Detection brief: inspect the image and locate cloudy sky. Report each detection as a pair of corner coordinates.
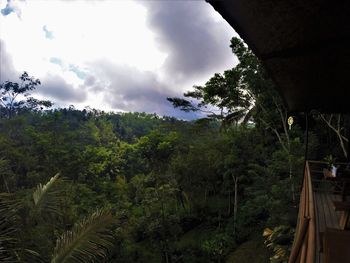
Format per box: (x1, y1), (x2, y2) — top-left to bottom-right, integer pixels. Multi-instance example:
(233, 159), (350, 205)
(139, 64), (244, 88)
(0, 0), (237, 119)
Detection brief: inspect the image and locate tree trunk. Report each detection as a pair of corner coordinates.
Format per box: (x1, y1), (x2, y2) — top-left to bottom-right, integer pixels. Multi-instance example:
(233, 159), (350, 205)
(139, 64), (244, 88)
(320, 114), (349, 159)
(159, 190), (171, 263)
(227, 190), (231, 216)
(288, 156), (295, 203)
(164, 250), (170, 263)
(232, 175), (238, 235)
(258, 102), (297, 201)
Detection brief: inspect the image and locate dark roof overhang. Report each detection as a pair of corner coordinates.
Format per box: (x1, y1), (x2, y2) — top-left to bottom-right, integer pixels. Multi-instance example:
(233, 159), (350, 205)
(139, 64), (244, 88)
(207, 0), (350, 113)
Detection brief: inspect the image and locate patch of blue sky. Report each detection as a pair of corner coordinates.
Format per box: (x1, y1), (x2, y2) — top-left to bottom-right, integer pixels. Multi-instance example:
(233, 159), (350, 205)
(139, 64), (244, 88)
(69, 65), (86, 80)
(49, 57), (63, 67)
(43, 25), (54, 39)
(1, 0), (21, 18)
(174, 110), (202, 120)
(1, 1), (14, 16)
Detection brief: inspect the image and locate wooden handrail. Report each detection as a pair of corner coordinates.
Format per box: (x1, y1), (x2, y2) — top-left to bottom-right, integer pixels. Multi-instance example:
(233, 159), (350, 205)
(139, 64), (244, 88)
(307, 160), (348, 165)
(288, 217), (310, 263)
(306, 162), (316, 263)
(288, 161), (316, 263)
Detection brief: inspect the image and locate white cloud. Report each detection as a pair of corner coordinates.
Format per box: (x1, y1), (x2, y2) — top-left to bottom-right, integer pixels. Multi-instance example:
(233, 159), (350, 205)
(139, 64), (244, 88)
(0, 0), (237, 119)
(0, 0), (166, 75)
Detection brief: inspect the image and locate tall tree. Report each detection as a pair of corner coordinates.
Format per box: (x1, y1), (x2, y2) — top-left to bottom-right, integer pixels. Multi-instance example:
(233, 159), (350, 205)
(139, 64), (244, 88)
(168, 37), (299, 202)
(0, 72), (52, 118)
(318, 113), (349, 159)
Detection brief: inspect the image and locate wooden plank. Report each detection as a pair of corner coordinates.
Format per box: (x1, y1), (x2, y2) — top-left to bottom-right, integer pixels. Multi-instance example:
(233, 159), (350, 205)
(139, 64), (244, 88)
(318, 232), (324, 262)
(321, 193), (333, 228)
(317, 193), (327, 231)
(323, 228), (350, 263)
(329, 195), (344, 229)
(329, 195), (342, 228)
(339, 211), (349, 230)
(324, 194), (339, 229)
(314, 193), (325, 263)
(315, 192), (326, 254)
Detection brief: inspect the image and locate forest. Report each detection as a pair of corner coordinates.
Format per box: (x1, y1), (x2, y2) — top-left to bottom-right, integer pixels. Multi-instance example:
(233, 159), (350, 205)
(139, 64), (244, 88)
(1, 37), (349, 263)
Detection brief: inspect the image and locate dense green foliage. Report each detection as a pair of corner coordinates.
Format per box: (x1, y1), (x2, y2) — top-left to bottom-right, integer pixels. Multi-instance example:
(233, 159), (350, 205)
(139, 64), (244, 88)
(1, 38), (349, 262)
(2, 106), (345, 262)
(0, 108), (294, 262)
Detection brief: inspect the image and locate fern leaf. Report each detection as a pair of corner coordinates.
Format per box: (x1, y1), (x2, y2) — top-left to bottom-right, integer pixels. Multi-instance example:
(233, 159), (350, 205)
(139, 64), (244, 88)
(51, 209), (115, 263)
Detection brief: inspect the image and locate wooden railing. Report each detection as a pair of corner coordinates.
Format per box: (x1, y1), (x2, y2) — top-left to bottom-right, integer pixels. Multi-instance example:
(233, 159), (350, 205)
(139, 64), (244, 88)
(289, 161), (316, 263)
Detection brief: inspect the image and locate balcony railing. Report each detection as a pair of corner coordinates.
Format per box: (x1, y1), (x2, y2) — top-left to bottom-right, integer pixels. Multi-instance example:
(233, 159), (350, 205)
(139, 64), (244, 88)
(288, 161), (350, 263)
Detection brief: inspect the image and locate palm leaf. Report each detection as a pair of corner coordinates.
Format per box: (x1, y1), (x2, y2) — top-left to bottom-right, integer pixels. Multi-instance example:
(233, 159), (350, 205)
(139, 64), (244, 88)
(51, 209), (115, 263)
(32, 173), (63, 215)
(33, 173), (60, 205)
(0, 193), (20, 263)
(0, 194), (42, 263)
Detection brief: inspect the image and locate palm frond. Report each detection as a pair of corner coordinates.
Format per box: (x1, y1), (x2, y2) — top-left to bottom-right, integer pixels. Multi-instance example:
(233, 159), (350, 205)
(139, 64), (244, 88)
(33, 173), (60, 205)
(0, 194), (43, 263)
(51, 209), (115, 263)
(32, 173), (63, 215)
(0, 193), (20, 263)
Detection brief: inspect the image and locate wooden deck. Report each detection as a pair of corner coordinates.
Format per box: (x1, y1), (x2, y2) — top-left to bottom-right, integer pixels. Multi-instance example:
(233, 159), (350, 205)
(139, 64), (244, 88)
(314, 192), (342, 263)
(289, 161), (350, 263)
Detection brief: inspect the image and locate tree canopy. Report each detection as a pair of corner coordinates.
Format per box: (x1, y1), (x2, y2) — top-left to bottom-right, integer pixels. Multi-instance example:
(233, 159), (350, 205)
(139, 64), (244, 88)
(0, 72), (52, 118)
(1, 38), (348, 262)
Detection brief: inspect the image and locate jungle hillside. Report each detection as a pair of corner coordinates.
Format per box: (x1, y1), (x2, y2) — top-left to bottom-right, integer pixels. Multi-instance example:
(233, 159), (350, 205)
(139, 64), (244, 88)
(1, 37), (349, 263)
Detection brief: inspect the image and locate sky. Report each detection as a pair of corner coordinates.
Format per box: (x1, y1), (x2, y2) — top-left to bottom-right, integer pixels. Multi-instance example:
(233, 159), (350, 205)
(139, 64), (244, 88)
(0, 0), (237, 119)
